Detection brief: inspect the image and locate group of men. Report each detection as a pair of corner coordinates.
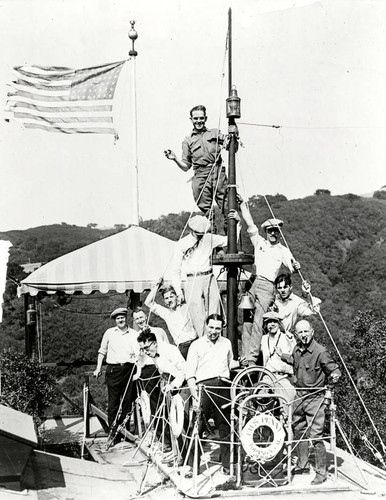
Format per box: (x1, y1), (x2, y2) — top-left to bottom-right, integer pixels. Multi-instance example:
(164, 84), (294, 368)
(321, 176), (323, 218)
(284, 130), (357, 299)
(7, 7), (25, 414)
(94, 306), (242, 476)
(93, 104), (341, 485)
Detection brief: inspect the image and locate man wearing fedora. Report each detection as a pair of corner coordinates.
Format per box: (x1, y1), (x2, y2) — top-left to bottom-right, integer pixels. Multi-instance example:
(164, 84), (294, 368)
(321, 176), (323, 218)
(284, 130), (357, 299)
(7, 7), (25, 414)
(171, 212), (240, 337)
(93, 307), (139, 435)
(238, 201), (300, 365)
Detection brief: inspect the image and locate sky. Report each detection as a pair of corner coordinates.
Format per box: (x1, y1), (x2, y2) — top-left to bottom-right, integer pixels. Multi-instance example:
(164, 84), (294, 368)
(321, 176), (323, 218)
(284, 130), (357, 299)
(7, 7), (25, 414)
(1, 0), (385, 231)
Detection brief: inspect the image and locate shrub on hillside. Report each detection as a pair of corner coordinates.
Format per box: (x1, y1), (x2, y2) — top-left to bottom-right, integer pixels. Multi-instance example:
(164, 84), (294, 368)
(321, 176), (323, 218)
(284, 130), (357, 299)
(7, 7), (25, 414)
(0, 349), (56, 424)
(373, 190), (386, 200)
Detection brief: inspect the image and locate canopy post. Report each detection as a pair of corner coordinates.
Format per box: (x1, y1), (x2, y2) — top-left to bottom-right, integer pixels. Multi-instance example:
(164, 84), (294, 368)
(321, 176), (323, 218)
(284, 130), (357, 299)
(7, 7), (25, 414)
(129, 290), (141, 312)
(24, 295), (37, 359)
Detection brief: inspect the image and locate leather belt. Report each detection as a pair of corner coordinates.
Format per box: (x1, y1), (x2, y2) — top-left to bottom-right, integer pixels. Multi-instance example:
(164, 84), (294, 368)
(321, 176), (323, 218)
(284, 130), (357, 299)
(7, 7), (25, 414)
(108, 362), (131, 366)
(186, 269), (212, 277)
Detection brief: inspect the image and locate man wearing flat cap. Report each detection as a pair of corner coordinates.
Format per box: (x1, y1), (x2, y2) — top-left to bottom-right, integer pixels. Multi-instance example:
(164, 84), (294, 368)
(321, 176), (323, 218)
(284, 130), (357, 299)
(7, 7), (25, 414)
(171, 212), (240, 337)
(239, 201), (300, 365)
(93, 307), (139, 437)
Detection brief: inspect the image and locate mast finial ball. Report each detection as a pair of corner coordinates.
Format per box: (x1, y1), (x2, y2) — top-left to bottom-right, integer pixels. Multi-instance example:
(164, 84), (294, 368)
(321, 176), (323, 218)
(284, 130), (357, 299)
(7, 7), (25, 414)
(129, 20), (138, 40)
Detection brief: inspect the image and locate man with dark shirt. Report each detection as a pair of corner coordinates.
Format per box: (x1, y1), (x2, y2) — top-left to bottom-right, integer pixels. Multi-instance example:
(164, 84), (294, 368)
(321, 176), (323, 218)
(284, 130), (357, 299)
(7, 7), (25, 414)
(279, 319), (341, 485)
(165, 105), (228, 229)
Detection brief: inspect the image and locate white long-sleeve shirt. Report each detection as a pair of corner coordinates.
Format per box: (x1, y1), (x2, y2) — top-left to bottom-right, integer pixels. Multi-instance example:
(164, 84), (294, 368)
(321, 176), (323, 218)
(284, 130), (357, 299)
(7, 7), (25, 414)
(186, 336), (233, 383)
(98, 326), (139, 364)
(138, 341), (186, 389)
(149, 303), (197, 345)
(248, 224), (294, 282)
(171, 233), (227, 297)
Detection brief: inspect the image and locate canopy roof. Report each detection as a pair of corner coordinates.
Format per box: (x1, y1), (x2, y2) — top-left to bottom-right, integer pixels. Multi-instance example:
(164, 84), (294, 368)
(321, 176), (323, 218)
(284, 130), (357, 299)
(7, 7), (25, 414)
(19, 226), (176, 296)
(19, 226), (233, 297)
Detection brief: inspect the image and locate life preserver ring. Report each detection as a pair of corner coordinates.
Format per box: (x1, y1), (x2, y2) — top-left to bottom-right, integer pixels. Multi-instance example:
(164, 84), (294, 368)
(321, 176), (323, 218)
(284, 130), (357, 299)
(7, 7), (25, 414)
(140, 390), (151, 426)
(240, 413), (285, 463)
(169, 394), (184, 437)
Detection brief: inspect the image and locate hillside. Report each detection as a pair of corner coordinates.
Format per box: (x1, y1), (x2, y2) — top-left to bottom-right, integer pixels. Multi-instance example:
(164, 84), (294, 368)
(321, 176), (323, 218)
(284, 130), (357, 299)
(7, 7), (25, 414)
(0, 193), (385, 414)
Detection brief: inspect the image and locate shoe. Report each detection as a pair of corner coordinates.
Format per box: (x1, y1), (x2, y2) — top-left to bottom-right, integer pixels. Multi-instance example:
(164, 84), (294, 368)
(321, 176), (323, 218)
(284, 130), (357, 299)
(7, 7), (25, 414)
(161, 452), (179, 465)
(293, 465), (310, 475)
(179, 466), (193, 479)
(221, 467), (230, 475)
(311, 473), (327, 485)
(163, 444), (172, 453)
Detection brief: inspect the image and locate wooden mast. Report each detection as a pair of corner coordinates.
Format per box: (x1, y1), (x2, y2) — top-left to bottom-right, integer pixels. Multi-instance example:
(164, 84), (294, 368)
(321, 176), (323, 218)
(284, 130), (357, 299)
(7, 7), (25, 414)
(214, 9), (254, 357)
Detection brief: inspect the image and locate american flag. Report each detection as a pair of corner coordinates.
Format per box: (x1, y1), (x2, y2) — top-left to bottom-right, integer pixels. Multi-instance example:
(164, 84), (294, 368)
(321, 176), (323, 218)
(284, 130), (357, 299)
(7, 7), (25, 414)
(4, 61), (125, 135)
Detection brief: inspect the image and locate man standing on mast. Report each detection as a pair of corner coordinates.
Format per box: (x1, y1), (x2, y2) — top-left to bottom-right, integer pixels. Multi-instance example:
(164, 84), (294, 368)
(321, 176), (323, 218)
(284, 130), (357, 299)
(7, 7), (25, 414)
(165, 105), (228, 232)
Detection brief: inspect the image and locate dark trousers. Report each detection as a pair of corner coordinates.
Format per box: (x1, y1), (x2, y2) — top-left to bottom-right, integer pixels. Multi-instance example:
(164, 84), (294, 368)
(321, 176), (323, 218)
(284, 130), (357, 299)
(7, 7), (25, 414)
(140, 364), (162, 417)
(293, 393), (326, 470)
(192, 166), (228, 219)
(140, 364), (167, 441)
(188, 378), (231, 469)
(105, 363), (137, 429)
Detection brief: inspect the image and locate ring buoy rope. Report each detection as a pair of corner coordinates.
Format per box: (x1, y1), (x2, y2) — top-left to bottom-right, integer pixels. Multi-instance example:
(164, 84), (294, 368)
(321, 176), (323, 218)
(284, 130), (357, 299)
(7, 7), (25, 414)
(240, 413), (285, 463)
(139, 390), (151, 426)
(169, 394), (184, 437)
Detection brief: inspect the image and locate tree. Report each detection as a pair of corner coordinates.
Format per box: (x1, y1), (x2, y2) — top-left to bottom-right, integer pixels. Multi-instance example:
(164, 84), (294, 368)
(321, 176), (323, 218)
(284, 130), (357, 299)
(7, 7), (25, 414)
(0, 349), (57, 425)
(314, 189), (331, 196)
(373, 190), (386, 200)
(87, 222), (98, 229)
(335, 311), (386, 466)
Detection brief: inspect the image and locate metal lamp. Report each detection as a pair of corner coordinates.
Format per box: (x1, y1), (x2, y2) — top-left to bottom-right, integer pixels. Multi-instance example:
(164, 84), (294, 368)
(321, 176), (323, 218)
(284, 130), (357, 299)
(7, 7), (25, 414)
(226, 85), (241, 119)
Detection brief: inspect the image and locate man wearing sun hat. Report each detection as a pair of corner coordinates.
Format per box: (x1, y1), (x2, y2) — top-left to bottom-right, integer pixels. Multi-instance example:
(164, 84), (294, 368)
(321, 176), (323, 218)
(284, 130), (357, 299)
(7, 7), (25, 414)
(171, 211), (241, 337)
(260, 310), (297, 413)
(238, 201), (300, 365)
(93, 307), (139, 435)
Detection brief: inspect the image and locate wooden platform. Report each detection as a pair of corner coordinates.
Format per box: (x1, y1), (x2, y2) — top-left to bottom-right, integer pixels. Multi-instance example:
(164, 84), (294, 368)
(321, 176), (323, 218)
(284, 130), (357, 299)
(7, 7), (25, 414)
(86, 432), (386, 499)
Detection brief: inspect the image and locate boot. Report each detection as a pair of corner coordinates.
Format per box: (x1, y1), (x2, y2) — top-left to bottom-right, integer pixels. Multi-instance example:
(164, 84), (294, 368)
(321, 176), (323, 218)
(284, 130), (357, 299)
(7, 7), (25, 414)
(311, 442), (327, 485)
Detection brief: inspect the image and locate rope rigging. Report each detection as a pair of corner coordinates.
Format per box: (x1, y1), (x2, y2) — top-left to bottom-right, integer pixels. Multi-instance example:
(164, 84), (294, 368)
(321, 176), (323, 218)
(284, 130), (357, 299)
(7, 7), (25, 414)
(254, 191), (386, 460)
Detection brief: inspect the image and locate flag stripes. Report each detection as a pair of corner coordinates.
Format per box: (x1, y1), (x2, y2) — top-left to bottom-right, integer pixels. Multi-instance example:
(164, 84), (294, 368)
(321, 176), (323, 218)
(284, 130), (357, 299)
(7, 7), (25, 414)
(5, 61), (125, 135)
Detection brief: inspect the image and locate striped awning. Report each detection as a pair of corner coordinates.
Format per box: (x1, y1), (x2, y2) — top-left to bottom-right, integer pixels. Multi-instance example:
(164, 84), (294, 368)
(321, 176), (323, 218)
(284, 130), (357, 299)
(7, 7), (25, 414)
(19, 226), (176, 296)
(18, 226), (247, 297)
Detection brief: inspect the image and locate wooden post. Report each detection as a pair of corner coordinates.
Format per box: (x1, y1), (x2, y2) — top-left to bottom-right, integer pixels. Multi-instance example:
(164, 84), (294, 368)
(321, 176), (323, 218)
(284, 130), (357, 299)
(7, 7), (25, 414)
(83, 374), (90, 439)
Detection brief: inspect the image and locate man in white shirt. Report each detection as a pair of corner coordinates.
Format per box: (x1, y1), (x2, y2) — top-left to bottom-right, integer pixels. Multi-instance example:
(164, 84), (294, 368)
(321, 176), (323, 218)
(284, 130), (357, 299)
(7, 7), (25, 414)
(145, 279), (198, 359)
(135, 329), (187, 456)
(132, 308), (170, 442)
(186, 314), (244, 475)
(273, 274), (321, 333)
(171, 213), (240, 337)
(239, 201), (300, 365)
(135, 329), (186, 393)
(93, 307), (139, 433)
